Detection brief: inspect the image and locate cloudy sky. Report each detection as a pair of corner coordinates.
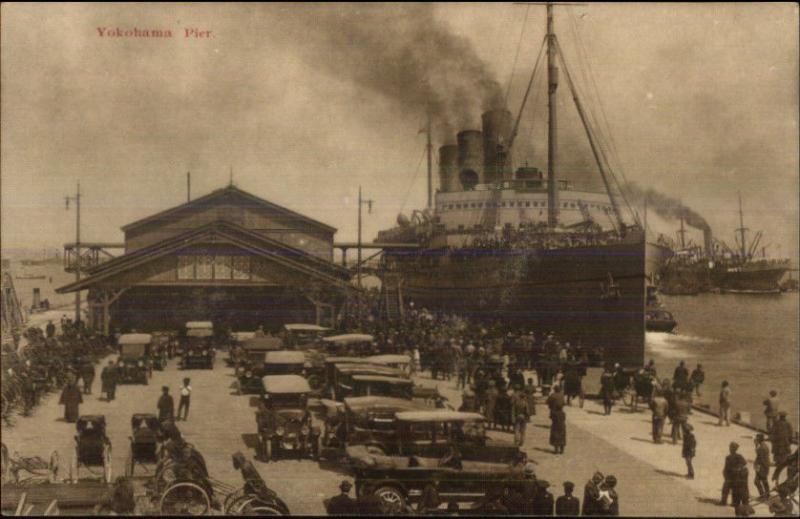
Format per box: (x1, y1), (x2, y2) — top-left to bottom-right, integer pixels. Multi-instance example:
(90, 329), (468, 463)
(2, 3), (797, 261)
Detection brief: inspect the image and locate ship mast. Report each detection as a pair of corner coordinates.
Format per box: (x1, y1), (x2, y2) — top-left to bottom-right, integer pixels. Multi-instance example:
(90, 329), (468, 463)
(546, 2), (559, 228)
(426, 112), (433, 209)
(736, 191), (748, 259)
(677, 215), (687, 249)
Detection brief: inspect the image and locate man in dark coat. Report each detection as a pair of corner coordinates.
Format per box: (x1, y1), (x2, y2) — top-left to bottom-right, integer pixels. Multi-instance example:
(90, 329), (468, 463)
(582, 472), (604, 516)
(327, 480), (356, 515)
(771, 411), (794, 464)
(600, 367), (615, 415)
(673, 360), (689, 390)
(721, 442), (749, 507)
(59, 377), (83, 422)
(418, 480), (442, 514)
(547, 385), (567, 454)
(555, 481), (580, 516)
(532, 480), (554, 516)
(101, 360), (117, 401)
(45, 320), (56, 338)
(690, 363), (705, 396)
(753, 433), (771, 498)
(81, 360), (95, 395)
(682, 423), (696, 479)
(157, 386), (175, 422)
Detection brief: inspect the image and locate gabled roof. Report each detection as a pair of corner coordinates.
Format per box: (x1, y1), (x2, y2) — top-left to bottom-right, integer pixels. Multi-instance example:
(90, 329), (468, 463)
(56, 220), (350, 293)
(121, 185), (336, 234)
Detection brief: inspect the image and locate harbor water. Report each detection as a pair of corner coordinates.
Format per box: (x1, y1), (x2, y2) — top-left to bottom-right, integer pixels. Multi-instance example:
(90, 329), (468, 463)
(647, 292), (799, 432)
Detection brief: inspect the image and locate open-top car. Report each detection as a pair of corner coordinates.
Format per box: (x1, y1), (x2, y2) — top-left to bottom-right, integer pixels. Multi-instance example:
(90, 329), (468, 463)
(180, 321), (215, 370)
(321, 334), (377, 357)
(237, 351), (308, 395)
(321, 396), (429, 454)
(282, 323), (331, 350)
(256, 375), (320, 462)
(349, 411), (528, 514)
(117, 333), (152, 385)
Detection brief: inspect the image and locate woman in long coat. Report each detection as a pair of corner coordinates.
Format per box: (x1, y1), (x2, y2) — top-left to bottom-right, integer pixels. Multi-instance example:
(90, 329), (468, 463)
(59, 378), (83, 422)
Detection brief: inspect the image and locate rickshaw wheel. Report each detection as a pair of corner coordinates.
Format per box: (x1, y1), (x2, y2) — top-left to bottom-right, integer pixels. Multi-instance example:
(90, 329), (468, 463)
(365, 444), (386, 456)
(262, 437), (272, 462)
(159, 481), (211, 515)
(235, 497), (287, 516)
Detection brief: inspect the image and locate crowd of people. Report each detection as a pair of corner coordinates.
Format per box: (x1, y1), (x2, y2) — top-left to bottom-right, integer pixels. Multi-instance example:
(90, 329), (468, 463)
(1, 317), (114, 423)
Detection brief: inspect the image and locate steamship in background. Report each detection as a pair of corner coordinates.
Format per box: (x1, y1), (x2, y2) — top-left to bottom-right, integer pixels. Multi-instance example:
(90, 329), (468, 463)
(659, 195), (790, 295)
(376, 4), (672, 366)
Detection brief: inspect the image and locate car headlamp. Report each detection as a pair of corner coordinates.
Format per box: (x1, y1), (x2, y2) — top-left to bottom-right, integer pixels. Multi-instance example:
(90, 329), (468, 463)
(276, 426), (285, 436)
(138, 361), (144, 367)
(246, 371), (253, 378)
(301, 425), (310, 436)
(203, 350), (208, 355)
(118, 361), (125, 367)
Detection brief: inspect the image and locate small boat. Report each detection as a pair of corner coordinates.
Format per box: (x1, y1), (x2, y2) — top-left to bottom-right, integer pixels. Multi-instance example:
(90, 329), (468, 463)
(646, 308), (677, 333)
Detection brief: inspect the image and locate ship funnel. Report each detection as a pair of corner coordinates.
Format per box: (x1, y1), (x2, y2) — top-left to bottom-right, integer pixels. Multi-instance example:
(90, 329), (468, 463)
(457, 130), (484, 190)
(438, 144), (459, 194)
(481, 109), (513, 184)
(703, 228), (713, 256)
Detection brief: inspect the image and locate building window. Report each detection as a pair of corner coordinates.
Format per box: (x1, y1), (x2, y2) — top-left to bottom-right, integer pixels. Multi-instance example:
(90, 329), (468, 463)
(525, 202), (531, 207)
(196, 254), (213, 280)
(177, 255), (195, 280)
(214, 255), (232, 279)
(232, 256), (250, 280)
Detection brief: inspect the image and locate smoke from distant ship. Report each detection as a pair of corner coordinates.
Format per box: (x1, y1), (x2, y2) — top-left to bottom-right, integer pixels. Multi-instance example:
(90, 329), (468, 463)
(281, 4), (505, 139)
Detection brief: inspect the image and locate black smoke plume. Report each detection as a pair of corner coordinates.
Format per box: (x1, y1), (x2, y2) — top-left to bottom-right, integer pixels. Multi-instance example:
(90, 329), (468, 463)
(622, 182), (710, 231)
(280, 4), (505, 140)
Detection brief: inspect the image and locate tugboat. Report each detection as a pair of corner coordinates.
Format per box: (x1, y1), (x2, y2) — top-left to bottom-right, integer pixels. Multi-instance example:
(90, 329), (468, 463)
(645, 287), (677, 333)
(375, 4), (671, 366)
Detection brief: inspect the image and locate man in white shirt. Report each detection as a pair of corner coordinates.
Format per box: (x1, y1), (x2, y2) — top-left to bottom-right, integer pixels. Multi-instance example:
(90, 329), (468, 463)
(177, 377), (192, 421)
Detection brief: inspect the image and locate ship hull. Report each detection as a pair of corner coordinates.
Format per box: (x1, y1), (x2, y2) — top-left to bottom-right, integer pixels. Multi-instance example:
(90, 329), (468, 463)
(384, 234), (647, 367)
(715, 265), (789, 294)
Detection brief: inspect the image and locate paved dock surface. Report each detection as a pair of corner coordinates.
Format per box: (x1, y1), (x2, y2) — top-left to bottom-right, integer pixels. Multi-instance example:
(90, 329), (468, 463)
(2, 354), (778, 516)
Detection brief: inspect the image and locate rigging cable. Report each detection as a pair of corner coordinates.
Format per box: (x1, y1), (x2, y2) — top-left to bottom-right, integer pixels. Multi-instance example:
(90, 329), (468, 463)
(505, 4), (532, 106)
(509, 35), (547, 151)
(399, 142), (428, 215)
(566, 7), (639, 223)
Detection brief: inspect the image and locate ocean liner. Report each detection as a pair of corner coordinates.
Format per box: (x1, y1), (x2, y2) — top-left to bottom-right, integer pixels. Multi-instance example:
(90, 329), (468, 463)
(376, 4), (670, 366)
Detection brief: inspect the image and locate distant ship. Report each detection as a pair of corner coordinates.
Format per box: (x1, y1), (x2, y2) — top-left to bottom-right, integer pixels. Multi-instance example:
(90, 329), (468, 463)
(659, 194), (789, 295)
(375, 4), (670, 366)
(20, 248), (61, 267)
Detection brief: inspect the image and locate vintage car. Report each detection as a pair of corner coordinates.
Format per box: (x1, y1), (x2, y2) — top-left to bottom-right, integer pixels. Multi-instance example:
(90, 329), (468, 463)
(321, 334), (377, 357)
(117, 333), (152, 385)
(325, 361), (407, 401)
(282, 323), (331, 350)
(350, 412), (528, 513)
(321, 396), (428, 453)
(364, 354), (413, 377)
(237, 351), (308, 395)
(180, 322), (215, 370)
(256, 375), (320, 462)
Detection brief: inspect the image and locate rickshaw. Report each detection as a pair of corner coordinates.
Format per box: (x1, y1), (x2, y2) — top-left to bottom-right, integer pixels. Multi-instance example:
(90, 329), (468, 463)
(180, 322), (215, 370)
(282, 323), (331, 349)
(256, 375), (320, 462)
(125, 413), (163, 477)
(117, 333), (152, 384)
(69, 415), (112, 483)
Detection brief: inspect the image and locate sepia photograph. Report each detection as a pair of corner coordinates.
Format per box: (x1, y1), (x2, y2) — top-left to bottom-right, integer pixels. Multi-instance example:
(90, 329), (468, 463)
(1, 2), (798, 516)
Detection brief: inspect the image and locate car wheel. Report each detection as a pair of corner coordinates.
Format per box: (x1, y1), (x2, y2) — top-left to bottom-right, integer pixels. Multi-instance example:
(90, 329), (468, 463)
(365, 444), (386, 456)
(374, 486), (406, 515)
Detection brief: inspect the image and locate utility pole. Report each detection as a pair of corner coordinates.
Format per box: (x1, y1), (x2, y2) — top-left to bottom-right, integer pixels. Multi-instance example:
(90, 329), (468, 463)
(187, 171), (191, 202)
(65, 182), (81, 323)
(357, 186), (373, 322)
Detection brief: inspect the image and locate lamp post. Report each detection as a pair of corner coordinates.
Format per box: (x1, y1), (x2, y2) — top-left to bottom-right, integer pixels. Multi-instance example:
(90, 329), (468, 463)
(65, 182), (81, 323)
(357, 186), (373, 322)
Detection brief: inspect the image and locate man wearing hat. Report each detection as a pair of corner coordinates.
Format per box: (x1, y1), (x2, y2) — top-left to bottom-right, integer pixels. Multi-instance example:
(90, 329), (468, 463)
(556, 481), (580, 516)
(100, 359), (117, 401)
(721, 442), (749, 507)
(582, 472), (604, 516)
(599, 475), (619, 516)
(753, 433), (771, 498)
(157, 385), (175, 422)
(327, 480), (355, 515)
(771, 411), (794, 465)
(682, 423), (696, 479)
(485, 379), (499, 429)
(519, 462), (539, 515)
(532, 480), (554, 515)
